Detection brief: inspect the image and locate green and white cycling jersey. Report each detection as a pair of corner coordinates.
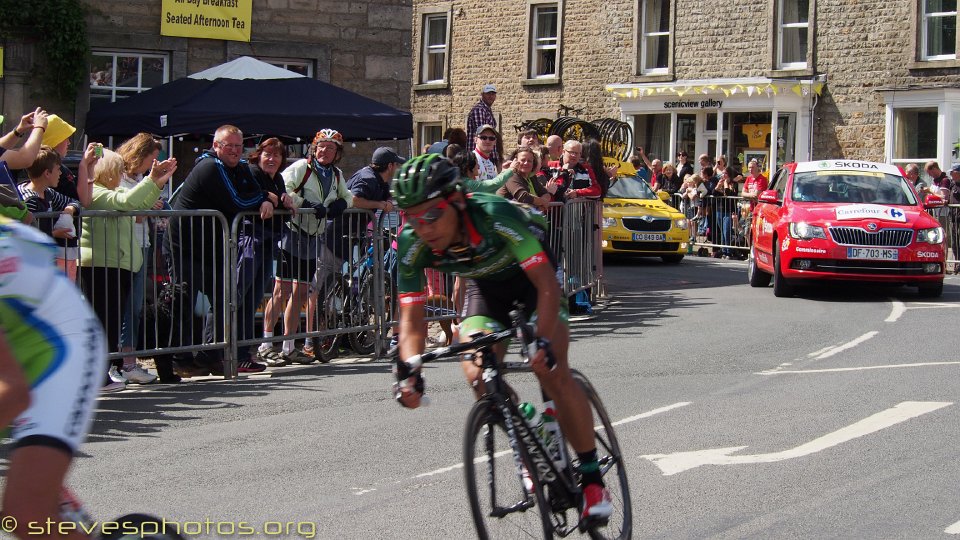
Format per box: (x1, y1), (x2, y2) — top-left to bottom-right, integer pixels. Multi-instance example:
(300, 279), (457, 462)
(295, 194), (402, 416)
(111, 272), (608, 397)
(396, 192), (553, 306)
(0, 217), (105, 453)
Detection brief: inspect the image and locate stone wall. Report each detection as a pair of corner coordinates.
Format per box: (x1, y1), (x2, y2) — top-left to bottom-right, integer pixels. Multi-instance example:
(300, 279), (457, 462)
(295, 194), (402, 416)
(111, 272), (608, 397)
(410, 0), (960, 161)
(0, 0), (412, 175)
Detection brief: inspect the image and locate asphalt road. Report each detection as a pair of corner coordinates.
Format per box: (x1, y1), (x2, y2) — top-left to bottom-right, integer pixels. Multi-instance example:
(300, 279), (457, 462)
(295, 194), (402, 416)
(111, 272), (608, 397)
(3, 255), (959, 539)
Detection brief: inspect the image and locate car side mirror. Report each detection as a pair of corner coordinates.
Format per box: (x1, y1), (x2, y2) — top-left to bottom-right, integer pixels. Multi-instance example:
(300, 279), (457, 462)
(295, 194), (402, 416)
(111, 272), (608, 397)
(758, 190), (780, 205)
(924, 193), (945, 209)
(658, 191), (671, 202)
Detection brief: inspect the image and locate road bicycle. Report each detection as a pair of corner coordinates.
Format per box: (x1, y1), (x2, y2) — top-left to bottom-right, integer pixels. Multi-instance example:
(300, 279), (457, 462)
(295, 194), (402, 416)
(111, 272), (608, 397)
(395, 309), (632, 539)
(316, 236), (394, 360)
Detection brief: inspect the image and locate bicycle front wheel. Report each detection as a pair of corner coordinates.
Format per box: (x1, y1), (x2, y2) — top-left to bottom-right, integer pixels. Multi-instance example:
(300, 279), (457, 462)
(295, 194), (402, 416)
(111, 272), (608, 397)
(570, 370), (632, 540)
(464, 397), (553, 540)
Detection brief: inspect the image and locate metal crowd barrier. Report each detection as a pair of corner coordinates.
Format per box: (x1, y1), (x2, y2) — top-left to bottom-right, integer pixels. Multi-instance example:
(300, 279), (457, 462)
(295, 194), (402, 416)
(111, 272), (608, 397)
(671, 193), (752, 257)
(944, 203), (959, 272)
(27, 198), (607, 380)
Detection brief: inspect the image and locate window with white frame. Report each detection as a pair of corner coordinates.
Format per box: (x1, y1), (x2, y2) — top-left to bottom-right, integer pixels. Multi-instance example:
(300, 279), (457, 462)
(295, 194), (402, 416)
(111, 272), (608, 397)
(89, 51), (169, 108)
(420, 13), (449, 84)
(921, 0), (957, 60)
(530, 4), (559, 78)
(640, 0), (670, 74)
(419, 122), (443, 151)
(891, 107), (939, 167)
(777, 0), (810, 69)
(262, 58), (314, 77)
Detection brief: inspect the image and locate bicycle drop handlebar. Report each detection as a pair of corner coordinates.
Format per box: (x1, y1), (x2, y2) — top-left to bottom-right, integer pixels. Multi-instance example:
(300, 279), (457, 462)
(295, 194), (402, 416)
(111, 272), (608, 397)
(394, 308), (557, 405)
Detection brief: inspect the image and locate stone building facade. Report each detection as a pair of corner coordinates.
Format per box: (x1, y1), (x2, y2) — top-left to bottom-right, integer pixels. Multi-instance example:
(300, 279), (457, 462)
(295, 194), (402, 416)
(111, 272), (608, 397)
(0, 0), (413, 174)
(410, 0), (960, 177)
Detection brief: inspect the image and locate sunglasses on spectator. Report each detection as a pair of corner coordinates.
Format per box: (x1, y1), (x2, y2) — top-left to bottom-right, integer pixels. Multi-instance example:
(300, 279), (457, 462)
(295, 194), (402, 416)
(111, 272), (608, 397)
(404, 198), (450, 227)
(477, 135), (497, 141)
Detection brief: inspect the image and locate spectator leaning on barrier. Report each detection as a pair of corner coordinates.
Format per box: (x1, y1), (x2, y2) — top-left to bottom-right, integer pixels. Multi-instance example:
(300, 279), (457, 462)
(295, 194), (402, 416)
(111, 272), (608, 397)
(549, 140), (601, 199)
(165, 124), (270, 377)
(43, 114), (92, 281)
(740, 159), (768, 212)
(498, 146), (564, 212)
(714, 166), (739, 259)
(19, 146), (80, 241)
(81, 148), (176, 390)
(258, 129), (352, 366)
(231, 137), (294, 371)
(466, 84), (498, 162)
(472, 124), (499, 181)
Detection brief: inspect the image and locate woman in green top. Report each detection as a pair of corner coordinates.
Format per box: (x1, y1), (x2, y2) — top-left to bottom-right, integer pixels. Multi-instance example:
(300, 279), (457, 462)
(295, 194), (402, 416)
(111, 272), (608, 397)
(78, 148), (176, 379)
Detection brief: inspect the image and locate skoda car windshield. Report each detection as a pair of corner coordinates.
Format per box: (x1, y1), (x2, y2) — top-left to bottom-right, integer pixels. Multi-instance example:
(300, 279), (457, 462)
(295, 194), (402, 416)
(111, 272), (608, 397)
(790, 171), (918, 206)
(607, 176), (659, 200)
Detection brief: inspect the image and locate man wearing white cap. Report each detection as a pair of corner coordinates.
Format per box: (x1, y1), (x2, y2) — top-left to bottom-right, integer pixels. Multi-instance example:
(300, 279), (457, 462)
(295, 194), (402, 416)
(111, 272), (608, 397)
(466, 83), (498, 162)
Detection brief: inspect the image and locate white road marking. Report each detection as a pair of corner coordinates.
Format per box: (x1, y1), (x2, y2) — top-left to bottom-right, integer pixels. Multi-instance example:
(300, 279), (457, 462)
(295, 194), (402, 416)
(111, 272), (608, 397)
(886, 300), (959, 323)
(757, 361), (960, 375)
(808, 346), (834, 357)
(945, 520), (960, 534)
(610, 401), (692, 427)
(408, 402), (691, 481)
(885, 299), (906, 322)
(813, 331), (878, 360)
(642, 401), (952, 476)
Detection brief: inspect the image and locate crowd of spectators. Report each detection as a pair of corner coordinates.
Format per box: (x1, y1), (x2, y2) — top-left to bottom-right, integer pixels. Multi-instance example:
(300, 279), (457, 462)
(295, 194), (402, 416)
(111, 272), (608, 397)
(5, 89), (957, 393)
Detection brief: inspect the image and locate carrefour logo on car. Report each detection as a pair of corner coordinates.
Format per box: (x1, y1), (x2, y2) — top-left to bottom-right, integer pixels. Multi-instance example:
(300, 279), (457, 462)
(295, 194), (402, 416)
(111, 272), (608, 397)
(835, 204), (907, 222)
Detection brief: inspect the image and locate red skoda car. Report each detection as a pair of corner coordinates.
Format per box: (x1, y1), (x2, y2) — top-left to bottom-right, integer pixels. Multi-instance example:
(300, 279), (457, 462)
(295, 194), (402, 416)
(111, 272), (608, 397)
(748, 160), (947, 298)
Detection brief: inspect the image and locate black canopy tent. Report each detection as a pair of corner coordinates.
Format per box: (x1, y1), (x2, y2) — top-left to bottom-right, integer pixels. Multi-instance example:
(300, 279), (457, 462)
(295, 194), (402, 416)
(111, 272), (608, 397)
(85, 61), (412, 141)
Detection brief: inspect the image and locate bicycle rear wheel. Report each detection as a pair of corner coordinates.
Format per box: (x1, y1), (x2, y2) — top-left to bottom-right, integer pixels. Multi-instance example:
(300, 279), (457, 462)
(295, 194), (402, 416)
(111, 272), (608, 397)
(464, 397), (553, 540)
(569, 370), (632, 540)
(347, 274), (378, 355)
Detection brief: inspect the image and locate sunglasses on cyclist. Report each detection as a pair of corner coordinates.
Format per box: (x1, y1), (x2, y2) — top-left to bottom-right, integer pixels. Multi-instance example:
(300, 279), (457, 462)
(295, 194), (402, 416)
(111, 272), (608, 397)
(404, 198), (450, 227)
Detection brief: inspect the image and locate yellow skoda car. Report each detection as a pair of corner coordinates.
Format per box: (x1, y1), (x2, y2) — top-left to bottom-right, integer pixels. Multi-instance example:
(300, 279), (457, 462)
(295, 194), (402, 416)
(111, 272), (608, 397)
(601, 177), (688, 262)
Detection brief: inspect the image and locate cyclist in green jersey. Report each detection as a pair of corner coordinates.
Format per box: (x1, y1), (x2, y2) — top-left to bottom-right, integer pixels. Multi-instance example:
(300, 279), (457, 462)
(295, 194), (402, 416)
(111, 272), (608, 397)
(0, 205), (106, 539)
(391, 153), (612, 524)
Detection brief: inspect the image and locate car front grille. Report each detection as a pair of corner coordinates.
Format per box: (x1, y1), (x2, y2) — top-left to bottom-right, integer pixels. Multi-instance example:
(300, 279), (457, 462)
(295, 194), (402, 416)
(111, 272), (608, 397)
(828, 227), (913, 247)
(620, 217), (672, 232)
(791, 259), (933, 275)
(611, 241), (680, 252)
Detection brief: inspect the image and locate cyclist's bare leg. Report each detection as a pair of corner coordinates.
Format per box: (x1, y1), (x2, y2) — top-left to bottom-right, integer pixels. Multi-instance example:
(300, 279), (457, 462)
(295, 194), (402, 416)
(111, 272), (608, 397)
(531, 323), (595, 452)
(4, 446), (89, 540)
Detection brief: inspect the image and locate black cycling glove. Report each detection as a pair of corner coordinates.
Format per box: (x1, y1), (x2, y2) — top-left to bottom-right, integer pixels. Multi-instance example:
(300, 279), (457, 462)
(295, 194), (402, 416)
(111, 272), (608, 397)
(393, 357), (425, 408)
(327, 198), (348, 218)
(303, 200), (327, 218)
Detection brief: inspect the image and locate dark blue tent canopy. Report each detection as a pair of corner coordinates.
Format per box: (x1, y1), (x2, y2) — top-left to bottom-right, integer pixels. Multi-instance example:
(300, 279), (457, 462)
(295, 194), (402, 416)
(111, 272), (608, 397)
(85, 76), (413, 141)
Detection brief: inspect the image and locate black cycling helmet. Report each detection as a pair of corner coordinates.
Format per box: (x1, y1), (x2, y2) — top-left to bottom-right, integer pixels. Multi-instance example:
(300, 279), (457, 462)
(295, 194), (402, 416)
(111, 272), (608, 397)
(392, 153), (462, 208)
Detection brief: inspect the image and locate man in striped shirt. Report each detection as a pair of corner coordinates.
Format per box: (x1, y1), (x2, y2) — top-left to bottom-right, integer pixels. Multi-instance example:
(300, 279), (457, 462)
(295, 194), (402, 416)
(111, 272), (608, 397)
(466, 84), (498, 162)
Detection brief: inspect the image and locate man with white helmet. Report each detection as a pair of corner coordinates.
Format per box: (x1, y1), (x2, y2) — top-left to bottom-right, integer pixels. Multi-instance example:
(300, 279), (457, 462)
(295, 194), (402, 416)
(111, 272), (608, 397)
(259, 129), (353, 365)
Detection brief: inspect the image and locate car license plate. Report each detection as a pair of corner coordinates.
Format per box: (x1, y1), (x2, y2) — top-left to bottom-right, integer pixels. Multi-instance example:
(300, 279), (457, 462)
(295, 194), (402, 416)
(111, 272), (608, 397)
(846, 247), (898, 261)
(632, 233), (665, 242)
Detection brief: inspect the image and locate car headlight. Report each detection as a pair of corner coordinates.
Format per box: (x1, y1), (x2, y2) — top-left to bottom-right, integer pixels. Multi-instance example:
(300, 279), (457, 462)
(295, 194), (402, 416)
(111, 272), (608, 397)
(675, 218), (687, 229)
(601, 217), (617, 228)
(789, 222), (827, 240)
(917, 227), (944, 244)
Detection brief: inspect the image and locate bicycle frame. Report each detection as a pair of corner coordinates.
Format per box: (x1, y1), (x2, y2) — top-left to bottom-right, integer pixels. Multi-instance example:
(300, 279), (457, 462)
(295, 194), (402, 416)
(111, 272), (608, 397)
(404, 320), (581, 518)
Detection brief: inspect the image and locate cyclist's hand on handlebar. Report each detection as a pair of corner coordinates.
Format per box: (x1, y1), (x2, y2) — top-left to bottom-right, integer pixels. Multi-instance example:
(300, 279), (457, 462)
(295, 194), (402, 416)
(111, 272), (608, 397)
(529, 337), (557, 376)
(395, 380), (424, 409)
(393, 357), (426, 409)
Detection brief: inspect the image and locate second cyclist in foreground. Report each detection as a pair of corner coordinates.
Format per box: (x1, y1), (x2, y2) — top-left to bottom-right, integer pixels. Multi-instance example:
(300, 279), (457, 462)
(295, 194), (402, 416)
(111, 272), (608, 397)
(391, 154), (613, 525)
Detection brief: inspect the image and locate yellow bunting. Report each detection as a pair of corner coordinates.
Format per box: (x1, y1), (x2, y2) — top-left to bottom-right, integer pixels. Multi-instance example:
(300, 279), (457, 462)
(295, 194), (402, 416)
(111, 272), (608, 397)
(792, 84), (803, 96)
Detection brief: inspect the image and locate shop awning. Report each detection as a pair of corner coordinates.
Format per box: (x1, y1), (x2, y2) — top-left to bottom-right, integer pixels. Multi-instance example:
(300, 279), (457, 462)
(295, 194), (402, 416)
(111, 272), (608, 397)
(605, 77), (825, 100)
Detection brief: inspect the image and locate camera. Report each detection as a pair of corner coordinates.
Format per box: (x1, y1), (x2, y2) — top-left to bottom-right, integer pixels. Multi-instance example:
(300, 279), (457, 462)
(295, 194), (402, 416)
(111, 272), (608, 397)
(93, 143), (103, 158)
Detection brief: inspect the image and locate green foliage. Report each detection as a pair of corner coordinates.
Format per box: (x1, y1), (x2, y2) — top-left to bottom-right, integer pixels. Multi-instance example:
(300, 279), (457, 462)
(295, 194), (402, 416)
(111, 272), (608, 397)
(0, 0), (90, 104)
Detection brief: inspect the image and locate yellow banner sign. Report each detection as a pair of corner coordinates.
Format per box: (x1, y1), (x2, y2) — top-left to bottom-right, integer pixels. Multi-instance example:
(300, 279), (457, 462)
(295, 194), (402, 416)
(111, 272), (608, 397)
(161, 0), (252, 42)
